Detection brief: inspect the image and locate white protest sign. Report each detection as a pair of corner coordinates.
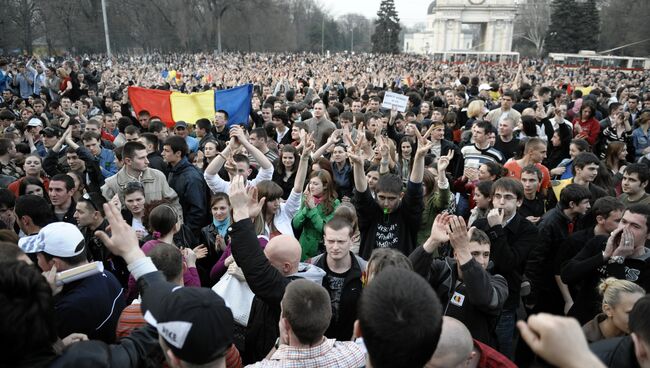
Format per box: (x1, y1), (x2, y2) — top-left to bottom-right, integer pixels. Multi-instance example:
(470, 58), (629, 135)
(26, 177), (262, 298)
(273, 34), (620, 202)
(381, 92), (409, 113)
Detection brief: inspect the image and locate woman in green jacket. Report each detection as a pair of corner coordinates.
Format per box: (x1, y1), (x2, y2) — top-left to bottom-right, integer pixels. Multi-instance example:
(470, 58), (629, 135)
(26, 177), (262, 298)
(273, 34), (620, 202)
(292, 169), (340, 260)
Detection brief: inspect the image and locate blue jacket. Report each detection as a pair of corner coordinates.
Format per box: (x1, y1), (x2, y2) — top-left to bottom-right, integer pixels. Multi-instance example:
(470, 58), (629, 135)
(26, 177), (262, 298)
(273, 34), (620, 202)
(54, 269), (125, 343)
(168, 156), (209, 232)
(97, 148), (118, 178)
(0, 70), (11, 93)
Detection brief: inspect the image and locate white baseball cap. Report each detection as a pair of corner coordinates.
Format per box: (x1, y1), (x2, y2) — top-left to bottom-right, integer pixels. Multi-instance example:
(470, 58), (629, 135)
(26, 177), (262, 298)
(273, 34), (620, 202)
(27, 118), (43, 127)
(20, 222), (85, 257)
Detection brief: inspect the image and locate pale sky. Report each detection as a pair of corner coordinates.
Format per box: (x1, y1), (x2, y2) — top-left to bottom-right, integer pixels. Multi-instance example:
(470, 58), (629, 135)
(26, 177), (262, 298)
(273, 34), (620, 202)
(322, 0), (433, 27)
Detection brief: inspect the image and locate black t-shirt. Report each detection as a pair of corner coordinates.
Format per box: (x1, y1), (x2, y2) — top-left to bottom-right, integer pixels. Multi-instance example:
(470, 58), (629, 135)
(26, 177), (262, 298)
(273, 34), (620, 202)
(494, 136), (520, 161)
(518, 196), (546, 219)
(324, 269), (350, 322)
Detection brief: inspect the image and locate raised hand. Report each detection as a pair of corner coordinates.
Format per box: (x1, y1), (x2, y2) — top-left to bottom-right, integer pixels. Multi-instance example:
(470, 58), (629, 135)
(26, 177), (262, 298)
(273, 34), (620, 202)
(448, 216), (471, 253)
(437, 150), (454, 173)
(229, 175), (250, 221)
(487, 208), (505, 228)
(94, 201), (143, 264)
(423, 213), (452, 253)
(247, 185), (266, 219)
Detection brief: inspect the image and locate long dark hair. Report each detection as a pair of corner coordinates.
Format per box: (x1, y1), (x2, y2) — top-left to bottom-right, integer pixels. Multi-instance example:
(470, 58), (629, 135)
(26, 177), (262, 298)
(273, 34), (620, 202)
(275, 145), (299, 176)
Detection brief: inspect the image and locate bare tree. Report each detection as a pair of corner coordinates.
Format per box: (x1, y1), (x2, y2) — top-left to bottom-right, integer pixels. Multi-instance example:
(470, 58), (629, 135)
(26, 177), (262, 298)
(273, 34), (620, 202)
(514, 0), (551, 57)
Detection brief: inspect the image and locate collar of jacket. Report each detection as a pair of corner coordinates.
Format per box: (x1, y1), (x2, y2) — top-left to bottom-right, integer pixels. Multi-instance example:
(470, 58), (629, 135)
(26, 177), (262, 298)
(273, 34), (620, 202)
(116, 167), (155, 186)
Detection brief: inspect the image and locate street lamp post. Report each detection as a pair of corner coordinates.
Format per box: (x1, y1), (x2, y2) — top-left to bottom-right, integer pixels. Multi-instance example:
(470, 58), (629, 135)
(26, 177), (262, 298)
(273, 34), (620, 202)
(101, 0), (111, 56)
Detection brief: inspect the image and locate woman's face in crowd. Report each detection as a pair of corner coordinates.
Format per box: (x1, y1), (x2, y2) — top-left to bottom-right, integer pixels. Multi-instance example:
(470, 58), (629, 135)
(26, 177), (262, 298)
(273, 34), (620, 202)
(478, 164), (492, 181)
(401, 142), (412, 157)
(25, 184), (43, 197)
(282, 152), (295, 169)
(473, 189), (491, 209)
(23, 156), (42, 176)
(309, 177), (324, 197)
(607, 292), (644, 334)
(265, 198), (281, 215)
(211, 199), (230, 222)
(124, 191), (145, 216)
(618, 148), (628, 161)
(569, 143), (582, 159)
(551, 132), (561, 147)
(204, 142), (218, 158)
(332, 146), (346, 163)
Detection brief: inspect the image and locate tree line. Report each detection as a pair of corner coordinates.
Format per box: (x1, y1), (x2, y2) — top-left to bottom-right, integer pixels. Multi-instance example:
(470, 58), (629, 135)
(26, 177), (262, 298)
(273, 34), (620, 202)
(0, 0), (374, 55)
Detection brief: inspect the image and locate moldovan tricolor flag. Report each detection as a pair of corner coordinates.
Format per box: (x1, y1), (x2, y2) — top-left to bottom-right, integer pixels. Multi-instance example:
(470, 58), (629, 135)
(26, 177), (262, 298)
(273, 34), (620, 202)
(128, 84), (253, 128)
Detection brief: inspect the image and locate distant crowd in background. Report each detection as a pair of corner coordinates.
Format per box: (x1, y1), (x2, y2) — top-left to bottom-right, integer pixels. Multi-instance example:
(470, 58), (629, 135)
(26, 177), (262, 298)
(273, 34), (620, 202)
(1, 52), (650, 368)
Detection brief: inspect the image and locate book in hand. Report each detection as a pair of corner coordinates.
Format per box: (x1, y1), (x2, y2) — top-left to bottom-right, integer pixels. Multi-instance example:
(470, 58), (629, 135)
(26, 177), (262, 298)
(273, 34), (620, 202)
(55, 261), (104, 286)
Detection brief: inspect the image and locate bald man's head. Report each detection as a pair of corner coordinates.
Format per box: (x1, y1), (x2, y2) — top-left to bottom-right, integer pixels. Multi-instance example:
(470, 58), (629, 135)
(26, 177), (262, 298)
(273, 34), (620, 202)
(264, 234), (301, 276)
(427, 317), (475, 368)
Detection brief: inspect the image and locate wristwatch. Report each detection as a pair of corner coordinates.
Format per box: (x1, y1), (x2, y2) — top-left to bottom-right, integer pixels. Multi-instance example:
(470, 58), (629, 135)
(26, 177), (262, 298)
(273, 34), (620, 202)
(608, 256), (624, 264)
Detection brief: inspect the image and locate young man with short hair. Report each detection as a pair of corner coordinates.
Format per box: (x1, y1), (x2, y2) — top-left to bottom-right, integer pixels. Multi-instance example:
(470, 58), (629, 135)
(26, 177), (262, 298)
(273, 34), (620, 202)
(101, 141), (181, 215)
(411, 215), (508, 346)
(485, 90), (521, 128)
(21, 221), (125, 343)
(461, 120), (504, 166)
(493, 117), (520, 161)
(249, 127), (279, 167)
(350, 133), (428, 259)
(562, 204), (650, 324)
(355, 267), (443, 368)
(195, 118), (216, 150)
(82, 131), (118, 178)
(48, 174), (77, 225)
(204, 125), (274, 194)
(620, 163), (650, 206)
(138, 132), (168, 175)
(0, 137), (23, 180)
(213, 109), (230, 143)
(251, 280), (365, 367)
(309, 216), (366, 341)
(504, 137), (551, 197)
(162, 136), (209, 232)
(518, 165), (546, 224)
(472, 178), (539, 358)
(551, 152), (608, 207)
(525, 184), (591, 316)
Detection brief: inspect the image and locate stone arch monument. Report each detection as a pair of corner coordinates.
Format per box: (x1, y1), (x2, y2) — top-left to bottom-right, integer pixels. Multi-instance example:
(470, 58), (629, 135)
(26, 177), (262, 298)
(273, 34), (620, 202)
(404, 0), (517, 54)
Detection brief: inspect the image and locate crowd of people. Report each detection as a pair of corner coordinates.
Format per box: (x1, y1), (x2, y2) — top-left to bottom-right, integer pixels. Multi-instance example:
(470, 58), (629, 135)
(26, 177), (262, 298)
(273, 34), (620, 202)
(1, 51), (650, 367)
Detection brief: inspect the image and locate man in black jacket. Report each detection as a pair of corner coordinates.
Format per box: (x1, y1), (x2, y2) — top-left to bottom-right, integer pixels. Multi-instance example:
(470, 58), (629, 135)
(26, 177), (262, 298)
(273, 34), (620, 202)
(411, 214), (508, 347)
(227, 175), (325, 364)
(139, 132), (168, 176)
(309, 216), (366, 341)
(162, 135), (209, 233)
(350, 128), (428, 259)
(525, 184), (592, 316)
(43, 126), (105, 195)
(473, 177), (539, 359)
(561, 204), (650, 324)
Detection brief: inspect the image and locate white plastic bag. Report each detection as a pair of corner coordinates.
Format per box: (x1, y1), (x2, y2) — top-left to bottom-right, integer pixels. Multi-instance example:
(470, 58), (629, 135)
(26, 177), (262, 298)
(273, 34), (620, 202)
(212, 274), (254, 326)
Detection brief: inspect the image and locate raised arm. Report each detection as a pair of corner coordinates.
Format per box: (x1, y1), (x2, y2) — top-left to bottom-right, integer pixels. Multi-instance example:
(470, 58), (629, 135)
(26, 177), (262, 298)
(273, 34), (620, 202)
(410, 129), (433, 184)
(204, 138), (233, 176)
(293, 139), (313, 193)
(231, 126), (272, 170)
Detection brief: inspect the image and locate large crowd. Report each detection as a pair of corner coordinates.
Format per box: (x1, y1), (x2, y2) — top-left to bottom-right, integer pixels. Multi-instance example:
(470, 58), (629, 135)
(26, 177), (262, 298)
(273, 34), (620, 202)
(1, 51), (650, 368)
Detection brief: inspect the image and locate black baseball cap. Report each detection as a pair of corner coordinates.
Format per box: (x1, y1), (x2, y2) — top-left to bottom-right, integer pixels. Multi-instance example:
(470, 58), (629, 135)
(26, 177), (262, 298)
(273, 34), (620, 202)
(143, 286), (234, 364)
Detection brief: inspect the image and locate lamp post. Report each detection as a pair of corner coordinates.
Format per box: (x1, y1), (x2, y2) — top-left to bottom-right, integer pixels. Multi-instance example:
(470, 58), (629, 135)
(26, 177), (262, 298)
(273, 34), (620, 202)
(101, 0), (111, 56)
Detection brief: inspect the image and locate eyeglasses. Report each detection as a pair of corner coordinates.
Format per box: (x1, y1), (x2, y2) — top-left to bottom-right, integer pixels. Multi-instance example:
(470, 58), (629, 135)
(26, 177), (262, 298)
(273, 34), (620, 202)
(493, 193), (518, 201)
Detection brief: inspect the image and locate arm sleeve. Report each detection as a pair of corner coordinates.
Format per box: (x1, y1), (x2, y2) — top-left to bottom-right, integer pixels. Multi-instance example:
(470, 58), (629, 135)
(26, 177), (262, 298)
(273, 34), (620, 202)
(404, 181), (425, 225)
(353, 188), (378, 231)
(107, 325), (160, 367)
(43, 150), (61, 177)
(249, 165), (274, 187)
(485, 221), (538, 278)
(183, 177), (209, 232)
(230, 218), (288, 306)
(204, 172), (230, 194)
(408, 246), (435, 278)
(461, 259), (508, 314)
(291, 202), (309, 231)
(282, 190), (302, 220)
(560, 237), (605, 284)
(308, 200), (339, 233)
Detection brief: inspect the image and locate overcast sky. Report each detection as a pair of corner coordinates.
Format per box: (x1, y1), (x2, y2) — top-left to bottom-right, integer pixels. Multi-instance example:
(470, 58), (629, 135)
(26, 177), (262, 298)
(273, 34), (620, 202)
(322, 0), (433, 27)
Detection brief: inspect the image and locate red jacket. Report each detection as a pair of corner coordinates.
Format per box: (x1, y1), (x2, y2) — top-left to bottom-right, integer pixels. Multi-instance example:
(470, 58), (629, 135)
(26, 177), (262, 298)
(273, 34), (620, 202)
(572, 117), (600, 146)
